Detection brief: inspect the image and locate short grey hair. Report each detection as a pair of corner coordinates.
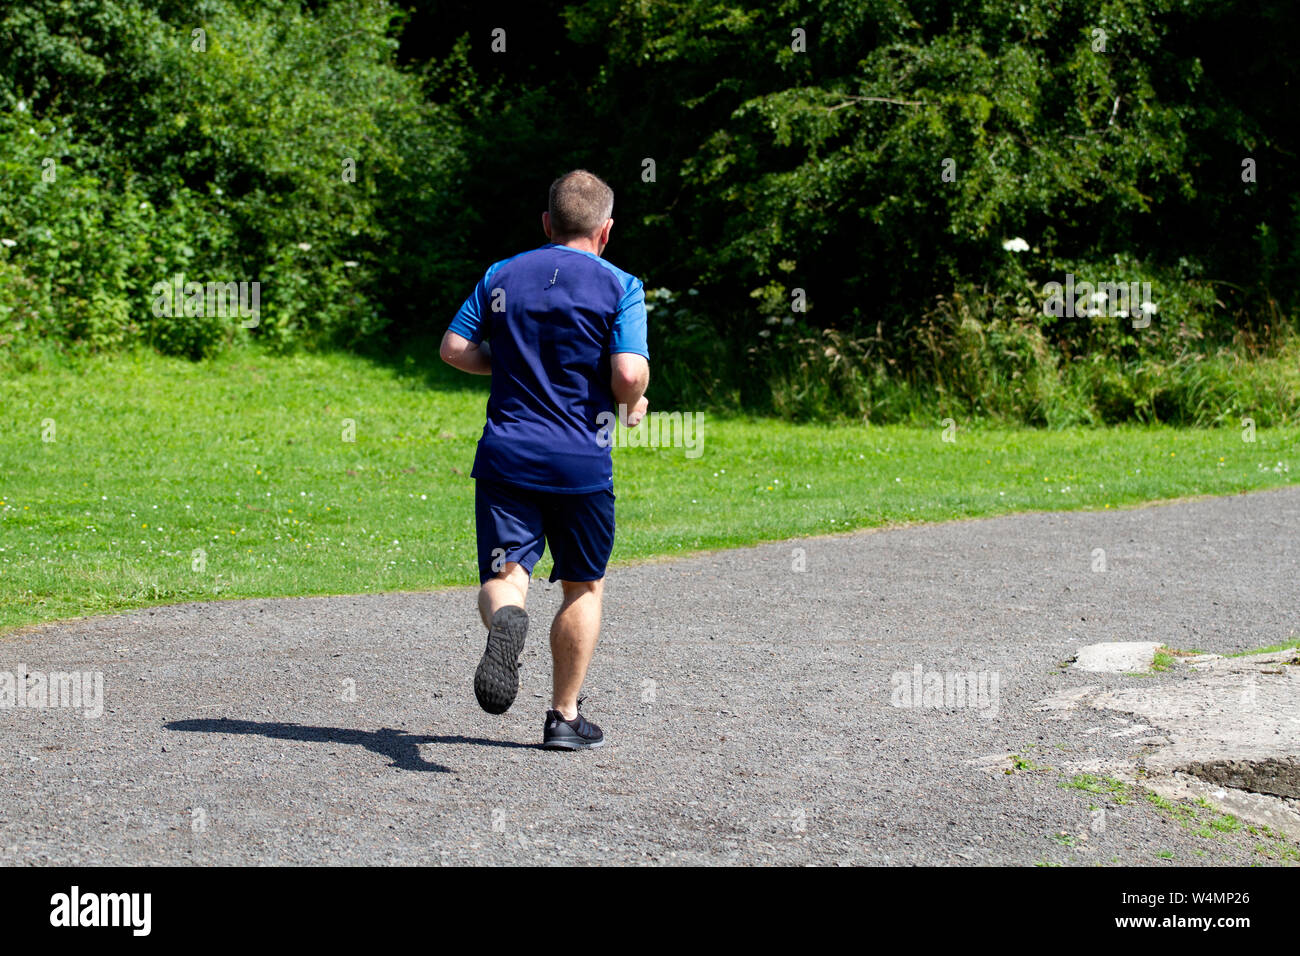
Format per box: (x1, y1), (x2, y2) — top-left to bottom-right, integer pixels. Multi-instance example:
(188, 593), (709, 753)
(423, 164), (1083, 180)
(548, 169), (614, 240)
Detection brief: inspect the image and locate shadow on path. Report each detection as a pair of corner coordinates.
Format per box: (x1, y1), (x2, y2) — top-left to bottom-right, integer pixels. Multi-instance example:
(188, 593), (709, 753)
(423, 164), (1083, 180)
(166, 717), (540, 773)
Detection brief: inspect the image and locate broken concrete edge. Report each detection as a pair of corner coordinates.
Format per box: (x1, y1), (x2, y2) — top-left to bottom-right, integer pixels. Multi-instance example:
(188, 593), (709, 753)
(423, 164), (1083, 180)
(985, 647), (1300, 842)
(1124, 770), (1300, 844)
(963, 755), (1300, 843)
(1183, 756), (1300, 801)
(1187, 648), (1300, 672)
(1068, 642), (1300, 675)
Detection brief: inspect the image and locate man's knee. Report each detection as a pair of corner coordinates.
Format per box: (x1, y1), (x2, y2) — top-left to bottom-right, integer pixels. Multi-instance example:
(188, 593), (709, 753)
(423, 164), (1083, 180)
(560, 577), (603, 598)
(487, 561), (530, 592)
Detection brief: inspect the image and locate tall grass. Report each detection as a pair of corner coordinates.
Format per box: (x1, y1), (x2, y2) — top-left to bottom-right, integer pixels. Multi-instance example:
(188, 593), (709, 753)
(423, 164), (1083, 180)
(648, 284), (1300, 428)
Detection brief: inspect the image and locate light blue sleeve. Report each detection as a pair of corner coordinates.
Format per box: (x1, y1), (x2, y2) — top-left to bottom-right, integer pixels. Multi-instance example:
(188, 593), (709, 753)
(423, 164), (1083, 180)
(610, 277), (649, 359)
(448, 262), (503, 344)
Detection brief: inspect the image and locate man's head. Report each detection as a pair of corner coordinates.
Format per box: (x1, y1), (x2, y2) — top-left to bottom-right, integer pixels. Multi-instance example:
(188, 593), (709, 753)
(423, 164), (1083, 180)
(543, 169), (614, 255)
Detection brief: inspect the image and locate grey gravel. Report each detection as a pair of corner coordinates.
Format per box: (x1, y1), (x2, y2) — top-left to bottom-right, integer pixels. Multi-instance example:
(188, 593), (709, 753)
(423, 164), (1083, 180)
(1, 486), (1297, 866)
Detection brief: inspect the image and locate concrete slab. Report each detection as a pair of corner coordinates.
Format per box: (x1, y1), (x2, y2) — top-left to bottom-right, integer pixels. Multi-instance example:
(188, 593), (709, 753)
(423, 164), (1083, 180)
(1037, 649), (1300, 835)
(1071, 641), (1164, 673)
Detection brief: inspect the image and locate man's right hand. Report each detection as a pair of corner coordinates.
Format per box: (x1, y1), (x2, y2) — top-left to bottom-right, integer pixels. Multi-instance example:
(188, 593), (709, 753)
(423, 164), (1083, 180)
(623, 396), (649, 428)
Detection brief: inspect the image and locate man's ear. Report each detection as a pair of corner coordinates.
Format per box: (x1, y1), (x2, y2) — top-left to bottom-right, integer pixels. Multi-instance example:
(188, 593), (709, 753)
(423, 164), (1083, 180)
(599, 218), (613, 246)
(542, 211), (553, 240)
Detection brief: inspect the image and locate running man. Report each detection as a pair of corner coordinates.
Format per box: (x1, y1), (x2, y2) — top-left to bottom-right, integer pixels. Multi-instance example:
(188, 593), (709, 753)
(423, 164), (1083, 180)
(439, 169), (649, 750)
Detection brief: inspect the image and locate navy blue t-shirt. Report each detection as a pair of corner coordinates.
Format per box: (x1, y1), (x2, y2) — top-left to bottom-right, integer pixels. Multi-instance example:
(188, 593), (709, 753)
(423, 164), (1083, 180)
(447, 244), (649, 493)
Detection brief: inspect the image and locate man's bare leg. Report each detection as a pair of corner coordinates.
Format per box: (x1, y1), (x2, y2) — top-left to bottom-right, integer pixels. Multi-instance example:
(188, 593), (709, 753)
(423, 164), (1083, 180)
(473, 561), (530, 714)
(550, 578), (603, 720)
(478, 562), (529, 628)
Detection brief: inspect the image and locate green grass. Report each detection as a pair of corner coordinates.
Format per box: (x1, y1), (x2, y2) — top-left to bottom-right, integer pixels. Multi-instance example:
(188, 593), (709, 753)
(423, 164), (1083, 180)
(1007, 754), (1052, 774)
(1, 344), (1298, 633)
(1226, 639), (1300, 657)
(1063, 774), (1273, 856)
(1145, 793), (1243, 839)
(1255, 843), (1300, 862)
(1246, 825), (1300, 862)
(1061, 774), (1134, 805)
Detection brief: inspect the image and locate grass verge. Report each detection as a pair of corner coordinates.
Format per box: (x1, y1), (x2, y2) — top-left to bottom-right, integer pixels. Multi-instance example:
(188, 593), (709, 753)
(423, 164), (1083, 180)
(1, 344), (1297, 633)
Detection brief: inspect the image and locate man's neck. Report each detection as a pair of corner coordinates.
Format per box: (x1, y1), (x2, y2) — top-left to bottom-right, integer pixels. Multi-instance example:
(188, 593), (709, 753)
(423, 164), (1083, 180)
(553, 238), (602, 256)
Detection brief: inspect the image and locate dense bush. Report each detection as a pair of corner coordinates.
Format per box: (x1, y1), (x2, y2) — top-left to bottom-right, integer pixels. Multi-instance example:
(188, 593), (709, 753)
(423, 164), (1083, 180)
(0, 0), (455, 357)
(558, 0), (1299, 424)
(1, 0), (1296, 425)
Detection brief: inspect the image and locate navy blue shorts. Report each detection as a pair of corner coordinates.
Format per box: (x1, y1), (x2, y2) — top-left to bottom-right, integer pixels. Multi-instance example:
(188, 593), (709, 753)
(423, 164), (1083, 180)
(475, 479), (616, 584)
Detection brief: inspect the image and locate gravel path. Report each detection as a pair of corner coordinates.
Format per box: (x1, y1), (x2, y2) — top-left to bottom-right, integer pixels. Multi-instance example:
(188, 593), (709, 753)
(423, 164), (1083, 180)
(2, 487), (1298, 866)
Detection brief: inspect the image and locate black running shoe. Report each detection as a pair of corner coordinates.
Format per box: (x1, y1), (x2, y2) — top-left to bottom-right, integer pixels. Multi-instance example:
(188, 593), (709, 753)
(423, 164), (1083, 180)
(542, 698), (604, 750)
(474, 605), (529, 715)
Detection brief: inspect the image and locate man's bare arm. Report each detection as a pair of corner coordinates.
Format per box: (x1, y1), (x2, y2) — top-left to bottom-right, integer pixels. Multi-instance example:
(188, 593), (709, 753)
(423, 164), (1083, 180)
(611, 352), (649, 427)
(440, 330), (492, 375)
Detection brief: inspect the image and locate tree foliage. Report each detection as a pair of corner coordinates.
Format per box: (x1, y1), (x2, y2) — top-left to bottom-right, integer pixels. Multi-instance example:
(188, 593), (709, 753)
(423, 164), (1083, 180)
(1, 0), (1296, 422)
